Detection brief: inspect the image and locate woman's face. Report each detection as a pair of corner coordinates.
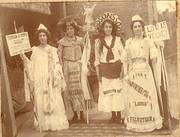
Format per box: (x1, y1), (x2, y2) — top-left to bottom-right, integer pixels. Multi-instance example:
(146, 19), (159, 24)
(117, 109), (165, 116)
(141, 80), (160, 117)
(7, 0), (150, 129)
(133, 21), (143, 36)
(38, 32), (47, 44)
(66, 25), (75, 37)
(104, 22), (113, 36)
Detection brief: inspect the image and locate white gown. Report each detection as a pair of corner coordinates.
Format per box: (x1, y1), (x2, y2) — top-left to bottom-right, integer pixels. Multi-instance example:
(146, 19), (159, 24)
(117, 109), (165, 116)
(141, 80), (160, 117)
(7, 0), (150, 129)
(25, 45), (69, 131)
(124, 37), (162, 132)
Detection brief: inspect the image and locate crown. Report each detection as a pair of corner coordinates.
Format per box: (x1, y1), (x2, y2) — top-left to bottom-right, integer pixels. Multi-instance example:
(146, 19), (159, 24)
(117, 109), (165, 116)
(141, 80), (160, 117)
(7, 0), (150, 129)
(37, 24), (47, 30)
(132, 15), (143, 22)
(96, 12), (122, 30)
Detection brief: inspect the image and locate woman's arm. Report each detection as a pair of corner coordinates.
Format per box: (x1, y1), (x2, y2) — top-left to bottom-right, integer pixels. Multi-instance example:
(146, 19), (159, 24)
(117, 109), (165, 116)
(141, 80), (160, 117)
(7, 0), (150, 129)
(20, 52), (29, 67)
(149, 39), (159, 87)
(20, 48), (35, 91)
(57, 42), (63, 66)
(123, 49), (128, 77)
(118, 38), (126, 78)
(122, 39), (130, 79)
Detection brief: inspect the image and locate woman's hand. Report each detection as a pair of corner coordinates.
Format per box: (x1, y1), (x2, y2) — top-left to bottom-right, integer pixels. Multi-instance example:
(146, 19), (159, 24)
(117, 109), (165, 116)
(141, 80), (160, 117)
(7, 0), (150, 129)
(20, 50), (26, 60)
(20, 51), (28, 66)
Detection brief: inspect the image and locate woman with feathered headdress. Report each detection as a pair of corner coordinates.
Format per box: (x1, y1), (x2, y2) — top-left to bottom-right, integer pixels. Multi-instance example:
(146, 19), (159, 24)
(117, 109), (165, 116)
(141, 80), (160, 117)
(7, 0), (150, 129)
(94, 12), (125, 124)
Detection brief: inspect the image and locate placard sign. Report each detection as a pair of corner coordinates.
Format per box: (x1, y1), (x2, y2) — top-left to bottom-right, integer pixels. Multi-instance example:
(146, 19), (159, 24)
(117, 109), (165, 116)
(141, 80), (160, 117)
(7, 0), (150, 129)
(145, 21), (170, 41)
(6, 32), (31, 56)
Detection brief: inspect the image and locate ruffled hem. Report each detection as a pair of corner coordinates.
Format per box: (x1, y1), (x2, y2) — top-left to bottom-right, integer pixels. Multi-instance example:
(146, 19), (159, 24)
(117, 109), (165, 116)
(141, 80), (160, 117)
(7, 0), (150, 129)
(125, 117), (163, 132)
(98, 93), (125, 113)
(34, 114), (69, 132)
(35, 121), (69, 132)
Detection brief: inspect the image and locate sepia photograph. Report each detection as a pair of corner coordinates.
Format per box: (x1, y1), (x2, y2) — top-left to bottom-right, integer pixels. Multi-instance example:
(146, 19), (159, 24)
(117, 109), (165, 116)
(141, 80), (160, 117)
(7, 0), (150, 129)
(0, 0), (179, 137)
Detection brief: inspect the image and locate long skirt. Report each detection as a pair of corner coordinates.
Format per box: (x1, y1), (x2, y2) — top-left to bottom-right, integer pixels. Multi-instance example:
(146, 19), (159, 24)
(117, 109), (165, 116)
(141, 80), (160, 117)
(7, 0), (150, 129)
(98, 77), (125, 112)
(125, 66), (163, 132)
(63, 60), (85, 112)
(33, 79), (69, 131)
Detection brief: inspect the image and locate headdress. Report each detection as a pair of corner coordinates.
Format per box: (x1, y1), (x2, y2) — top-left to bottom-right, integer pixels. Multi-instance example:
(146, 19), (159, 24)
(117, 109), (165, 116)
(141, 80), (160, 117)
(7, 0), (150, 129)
(36, 23), (50, 34)
(35, 23), (50, 40)
(95, 12), (122, 31)
(37, 23), (48, 30)
(131, 15), (145, 37)
(132, 15), (143, 22)
(57, 15), (82, 32)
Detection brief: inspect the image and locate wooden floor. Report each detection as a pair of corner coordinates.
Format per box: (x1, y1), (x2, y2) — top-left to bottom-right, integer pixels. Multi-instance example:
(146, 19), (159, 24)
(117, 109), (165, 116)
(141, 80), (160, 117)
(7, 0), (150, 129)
(44, 122), (172, 137)
(16, 111), (180, 137)
(16, 103), (179, 137)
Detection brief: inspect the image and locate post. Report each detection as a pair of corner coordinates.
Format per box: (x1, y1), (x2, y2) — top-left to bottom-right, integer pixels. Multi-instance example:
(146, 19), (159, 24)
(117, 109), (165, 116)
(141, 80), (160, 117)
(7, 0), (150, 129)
(0, 26), (17, 137)
(86, 100), (89, 124)
(147, 0), (158, 23)
(159, 46), (172, 130)
(177, 0), (180, 120)
(62, 2), (67, 18)
(0, 42), (2, 137)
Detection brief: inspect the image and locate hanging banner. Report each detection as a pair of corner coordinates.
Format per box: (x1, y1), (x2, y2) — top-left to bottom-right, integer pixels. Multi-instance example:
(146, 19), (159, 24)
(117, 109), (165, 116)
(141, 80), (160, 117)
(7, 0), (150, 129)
(145, 21), (170, 41)
(6, 32), (31, 56)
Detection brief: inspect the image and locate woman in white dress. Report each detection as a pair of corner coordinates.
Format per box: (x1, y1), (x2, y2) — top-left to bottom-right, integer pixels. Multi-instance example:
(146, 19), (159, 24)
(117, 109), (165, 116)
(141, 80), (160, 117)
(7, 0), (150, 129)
(124, 15), (163, 132)
(95, 12), (125, 123)
(20, 24), (69, 131)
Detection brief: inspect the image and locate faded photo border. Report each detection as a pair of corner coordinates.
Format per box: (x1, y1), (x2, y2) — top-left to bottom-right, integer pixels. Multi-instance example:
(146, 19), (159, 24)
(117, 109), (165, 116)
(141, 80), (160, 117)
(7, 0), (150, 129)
(0, 0), (179, 137)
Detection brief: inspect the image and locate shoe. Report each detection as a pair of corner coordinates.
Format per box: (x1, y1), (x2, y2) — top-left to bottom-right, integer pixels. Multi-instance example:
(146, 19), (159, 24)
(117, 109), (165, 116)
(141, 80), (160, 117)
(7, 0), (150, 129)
(71, 111), (78, 122)
(116, 111), (121, 124)
(121, 118), (125, 125)
(109, 111), (116, 124)
(80, 111), (86, 123)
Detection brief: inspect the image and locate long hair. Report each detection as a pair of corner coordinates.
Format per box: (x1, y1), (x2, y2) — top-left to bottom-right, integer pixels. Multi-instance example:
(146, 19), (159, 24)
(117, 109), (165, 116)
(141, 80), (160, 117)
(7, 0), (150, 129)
(98, 20), (117, 52)
(99, 20), (117, 38)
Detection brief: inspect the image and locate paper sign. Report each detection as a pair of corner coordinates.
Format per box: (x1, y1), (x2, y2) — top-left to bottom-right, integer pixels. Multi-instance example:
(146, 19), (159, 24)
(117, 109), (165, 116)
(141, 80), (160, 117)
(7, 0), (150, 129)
(145, 21), (170, 41)
(6, 32), (31, 56)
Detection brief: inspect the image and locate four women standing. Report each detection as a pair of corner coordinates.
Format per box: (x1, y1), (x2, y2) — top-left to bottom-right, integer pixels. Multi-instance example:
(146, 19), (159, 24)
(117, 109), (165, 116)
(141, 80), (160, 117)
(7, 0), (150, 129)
(20, 13), (164, 133)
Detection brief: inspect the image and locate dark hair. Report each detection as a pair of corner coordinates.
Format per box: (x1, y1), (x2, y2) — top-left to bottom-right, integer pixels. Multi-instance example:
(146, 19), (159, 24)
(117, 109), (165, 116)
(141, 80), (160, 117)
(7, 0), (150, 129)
(35, 29), (51, 44)
(130, 20), (145, 32)
(99, 20), (117, 38)
(98, 20), (117, 53)
(62, 22), (79, 35)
